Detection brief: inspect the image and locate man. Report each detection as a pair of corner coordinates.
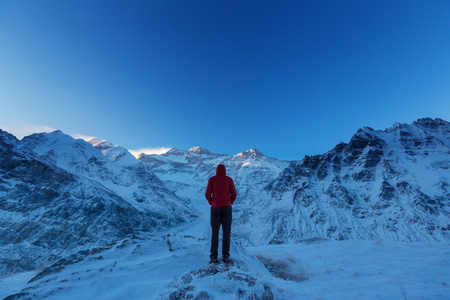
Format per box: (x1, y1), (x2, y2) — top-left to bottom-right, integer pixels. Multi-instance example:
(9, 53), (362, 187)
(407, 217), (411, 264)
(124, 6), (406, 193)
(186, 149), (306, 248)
(205, 164), (237, 264)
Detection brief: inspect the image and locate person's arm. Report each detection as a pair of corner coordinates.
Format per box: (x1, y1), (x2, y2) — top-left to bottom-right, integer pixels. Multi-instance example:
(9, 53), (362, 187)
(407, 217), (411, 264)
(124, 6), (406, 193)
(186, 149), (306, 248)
(205, 178), (213, 205)
(230, 179), (237, 204)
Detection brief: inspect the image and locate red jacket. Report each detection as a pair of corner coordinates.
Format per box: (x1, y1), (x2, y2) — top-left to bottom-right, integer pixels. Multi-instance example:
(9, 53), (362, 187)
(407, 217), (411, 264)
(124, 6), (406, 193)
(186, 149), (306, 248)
(205, 164), (237, 208)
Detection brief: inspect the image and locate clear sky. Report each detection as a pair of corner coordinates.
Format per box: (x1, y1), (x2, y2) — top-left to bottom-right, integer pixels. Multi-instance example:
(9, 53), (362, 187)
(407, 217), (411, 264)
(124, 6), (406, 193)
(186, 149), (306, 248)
(1, 1), (449, 160)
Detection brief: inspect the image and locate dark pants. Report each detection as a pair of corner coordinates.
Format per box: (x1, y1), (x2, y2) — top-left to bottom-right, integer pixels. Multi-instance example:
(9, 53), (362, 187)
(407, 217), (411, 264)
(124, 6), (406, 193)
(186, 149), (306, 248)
(210, 206), (232, 258)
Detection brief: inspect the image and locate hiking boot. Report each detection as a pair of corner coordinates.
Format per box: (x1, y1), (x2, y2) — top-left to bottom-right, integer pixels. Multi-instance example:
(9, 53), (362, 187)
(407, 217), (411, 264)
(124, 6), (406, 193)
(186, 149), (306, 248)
(222, 255), (231, 263)
(209, 256), (218, 264)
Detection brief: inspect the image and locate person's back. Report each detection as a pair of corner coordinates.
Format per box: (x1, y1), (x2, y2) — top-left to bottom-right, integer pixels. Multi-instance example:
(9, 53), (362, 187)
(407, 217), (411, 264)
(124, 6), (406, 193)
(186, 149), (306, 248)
(205, 164), (237, 263)
(206, 164), (236, 207)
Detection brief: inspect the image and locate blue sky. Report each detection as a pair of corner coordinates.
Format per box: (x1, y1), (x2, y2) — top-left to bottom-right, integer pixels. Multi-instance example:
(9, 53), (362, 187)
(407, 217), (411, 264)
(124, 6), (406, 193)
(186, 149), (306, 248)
(1, 1), (449, 160)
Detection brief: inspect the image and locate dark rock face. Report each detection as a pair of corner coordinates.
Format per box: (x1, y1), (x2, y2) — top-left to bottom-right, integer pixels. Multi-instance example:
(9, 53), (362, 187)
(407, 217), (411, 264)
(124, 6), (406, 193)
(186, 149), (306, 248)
(234, 118), (450, 244)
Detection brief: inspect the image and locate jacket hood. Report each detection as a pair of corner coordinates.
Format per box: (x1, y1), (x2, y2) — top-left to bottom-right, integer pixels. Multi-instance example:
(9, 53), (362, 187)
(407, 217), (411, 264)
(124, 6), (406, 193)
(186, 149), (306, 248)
(216, 164), (226, 176)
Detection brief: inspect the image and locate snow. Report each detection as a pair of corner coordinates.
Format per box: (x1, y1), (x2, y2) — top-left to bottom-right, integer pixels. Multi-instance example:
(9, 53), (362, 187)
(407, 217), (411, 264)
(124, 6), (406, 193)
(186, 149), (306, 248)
(249, 240), (450, 299)
(19, 131), (191, 217)
(2, 231), (448, 299)
(139, 146), (289, 219)
(1, 118), (450, 299)
(0, 271), (37, 298)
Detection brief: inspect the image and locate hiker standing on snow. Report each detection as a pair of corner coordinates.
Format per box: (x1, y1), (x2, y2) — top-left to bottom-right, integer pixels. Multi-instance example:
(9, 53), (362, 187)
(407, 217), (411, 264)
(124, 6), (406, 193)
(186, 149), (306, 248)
(205, 164), (237, 264)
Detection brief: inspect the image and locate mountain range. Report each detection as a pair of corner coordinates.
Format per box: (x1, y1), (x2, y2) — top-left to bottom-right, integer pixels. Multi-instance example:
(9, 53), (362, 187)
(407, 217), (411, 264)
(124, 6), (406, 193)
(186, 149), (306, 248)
(1, 117), (449, 277)
(0, 130), (193, 276)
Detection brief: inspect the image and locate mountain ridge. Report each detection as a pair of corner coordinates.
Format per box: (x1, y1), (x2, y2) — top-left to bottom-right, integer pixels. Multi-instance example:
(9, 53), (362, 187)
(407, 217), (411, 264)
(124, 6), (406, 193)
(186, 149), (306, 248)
(0, 130), (194, 276)
(1, 117), (449, 276)
(238, 117), (450, 244)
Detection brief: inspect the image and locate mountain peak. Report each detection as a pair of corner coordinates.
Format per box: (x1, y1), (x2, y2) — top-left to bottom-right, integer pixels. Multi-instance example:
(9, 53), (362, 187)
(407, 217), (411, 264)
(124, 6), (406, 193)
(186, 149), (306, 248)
(238, 148), (265, 158)
(0, 129), (19, 149)
(389, 118), (449, 131)
(87, 138), (115, 151)
(165, 148), (185, 155)
(46, 130), (66, 139)
(414, 117), (449, 129)
(188, 146), (211, 155)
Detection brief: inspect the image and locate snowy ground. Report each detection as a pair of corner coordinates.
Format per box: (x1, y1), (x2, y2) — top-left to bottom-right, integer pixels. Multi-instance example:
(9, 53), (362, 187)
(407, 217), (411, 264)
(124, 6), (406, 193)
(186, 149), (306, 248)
(1, 204), (449, 299)
(248, 240), (450, 299)
(1, 216), (449, 300)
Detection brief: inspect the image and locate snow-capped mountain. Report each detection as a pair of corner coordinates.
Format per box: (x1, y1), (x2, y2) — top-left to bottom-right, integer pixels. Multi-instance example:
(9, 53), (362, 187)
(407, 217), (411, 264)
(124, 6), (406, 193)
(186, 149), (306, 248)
(134, 118), (450, 245)
(234, 118), (450, 244)
(138, 146), (289, 209)
(0, 130), (194, 276)
(1, 118), (450, 299)
(86, 137), (137, 166)
(21, 131), (192, 215)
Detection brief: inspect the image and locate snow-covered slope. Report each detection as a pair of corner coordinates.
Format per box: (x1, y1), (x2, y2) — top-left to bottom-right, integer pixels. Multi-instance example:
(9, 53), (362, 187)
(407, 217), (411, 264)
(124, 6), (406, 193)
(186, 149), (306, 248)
(2, 233), (448, 299)
(0, 130), (194, 276)
(21, 131), (192, 216)
(235, 118), (450, 244)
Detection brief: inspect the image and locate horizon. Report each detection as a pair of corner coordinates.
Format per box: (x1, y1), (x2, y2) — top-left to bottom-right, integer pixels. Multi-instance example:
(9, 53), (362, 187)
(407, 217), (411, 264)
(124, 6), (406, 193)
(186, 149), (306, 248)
(1, 1), (449, 161)
(1, 116), (447, 161)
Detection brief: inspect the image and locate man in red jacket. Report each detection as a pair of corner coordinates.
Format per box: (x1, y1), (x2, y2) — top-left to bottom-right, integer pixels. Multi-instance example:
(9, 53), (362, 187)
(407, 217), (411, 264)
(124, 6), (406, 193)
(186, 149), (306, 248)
(205, 164), (237, 263)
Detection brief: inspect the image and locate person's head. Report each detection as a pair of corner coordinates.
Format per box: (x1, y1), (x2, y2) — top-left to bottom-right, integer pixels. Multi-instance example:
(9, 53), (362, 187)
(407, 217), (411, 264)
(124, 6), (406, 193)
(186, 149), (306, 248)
(216, 164), (226, 176)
